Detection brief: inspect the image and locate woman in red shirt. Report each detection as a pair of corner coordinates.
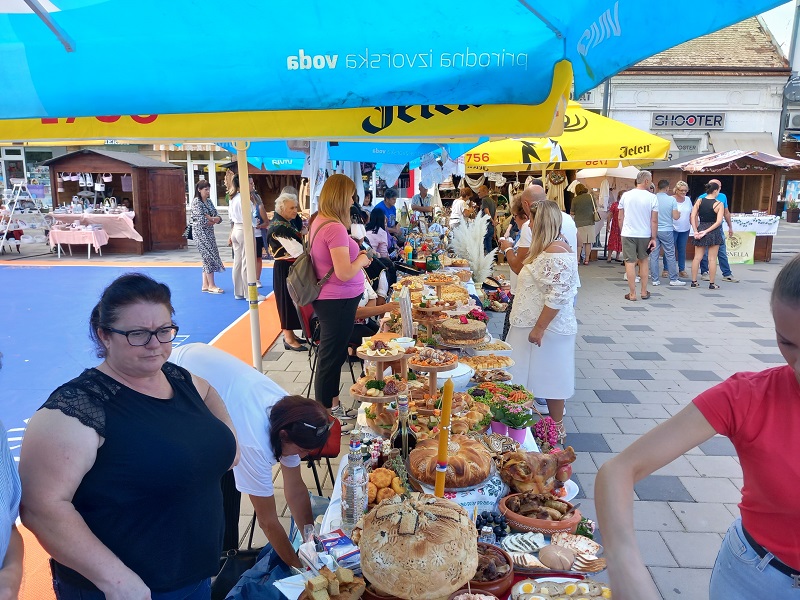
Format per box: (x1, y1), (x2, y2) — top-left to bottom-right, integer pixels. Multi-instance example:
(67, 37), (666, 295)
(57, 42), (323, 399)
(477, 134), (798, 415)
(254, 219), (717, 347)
(596, 254), (800, 599)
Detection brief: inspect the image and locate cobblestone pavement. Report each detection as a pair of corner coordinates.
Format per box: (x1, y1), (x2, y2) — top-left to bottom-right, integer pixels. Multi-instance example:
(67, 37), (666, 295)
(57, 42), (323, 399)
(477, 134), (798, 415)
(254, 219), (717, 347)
(261, 251), (792, 600)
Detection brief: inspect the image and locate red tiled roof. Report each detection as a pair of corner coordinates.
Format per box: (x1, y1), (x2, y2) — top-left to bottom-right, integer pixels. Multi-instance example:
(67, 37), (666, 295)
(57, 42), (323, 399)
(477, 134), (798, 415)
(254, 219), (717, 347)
(629, 17), (788, 71)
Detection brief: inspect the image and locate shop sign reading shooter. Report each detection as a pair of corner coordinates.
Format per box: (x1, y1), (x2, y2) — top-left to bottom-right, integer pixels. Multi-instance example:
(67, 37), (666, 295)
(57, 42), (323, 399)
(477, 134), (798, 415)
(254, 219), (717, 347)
(651, 113), (725, 129)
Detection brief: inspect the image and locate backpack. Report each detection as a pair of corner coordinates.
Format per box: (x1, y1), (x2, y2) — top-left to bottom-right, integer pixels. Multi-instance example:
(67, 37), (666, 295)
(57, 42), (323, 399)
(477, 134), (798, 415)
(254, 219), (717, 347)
(286, 220), (335, 306)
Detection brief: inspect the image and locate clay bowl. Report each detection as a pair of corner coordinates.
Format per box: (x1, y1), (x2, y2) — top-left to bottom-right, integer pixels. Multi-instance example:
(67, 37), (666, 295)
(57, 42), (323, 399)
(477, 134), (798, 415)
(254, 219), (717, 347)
(498, 493), (582, 534)
(448, 590), (500, 600)
(468, 542), (514, 598)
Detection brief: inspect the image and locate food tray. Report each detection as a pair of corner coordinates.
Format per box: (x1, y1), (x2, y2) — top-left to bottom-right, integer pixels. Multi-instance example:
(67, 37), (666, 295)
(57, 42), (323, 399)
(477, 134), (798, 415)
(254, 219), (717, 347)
(460, 356), (516, 371)
(356, 350), (407, 362)
(349, 385), (399, 403)
(408, 359), (458, 372)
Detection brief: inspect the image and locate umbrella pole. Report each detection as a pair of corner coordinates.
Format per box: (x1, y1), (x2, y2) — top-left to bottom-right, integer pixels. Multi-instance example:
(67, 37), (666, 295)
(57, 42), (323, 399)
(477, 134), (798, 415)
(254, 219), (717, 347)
(235, 141), (263, 371)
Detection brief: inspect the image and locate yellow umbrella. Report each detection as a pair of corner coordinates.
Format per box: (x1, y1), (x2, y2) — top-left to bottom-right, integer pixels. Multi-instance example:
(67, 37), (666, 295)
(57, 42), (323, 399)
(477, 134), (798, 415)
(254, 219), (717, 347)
(465, 102), (669, 172)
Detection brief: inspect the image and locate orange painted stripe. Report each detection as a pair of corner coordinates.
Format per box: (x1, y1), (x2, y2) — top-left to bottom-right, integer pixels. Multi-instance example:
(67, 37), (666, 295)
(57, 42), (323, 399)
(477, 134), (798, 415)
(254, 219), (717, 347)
(19, 525), (55, 600)
(2, 260), (234, 268)
(210, 292), (282, 364)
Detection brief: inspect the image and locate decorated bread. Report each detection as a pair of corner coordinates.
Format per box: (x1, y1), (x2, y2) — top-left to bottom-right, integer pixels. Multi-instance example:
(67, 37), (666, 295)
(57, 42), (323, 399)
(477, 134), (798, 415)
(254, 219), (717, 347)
(357, 492), (478, 600)
(440, 317), (486, 343)
(408, 434), (493, 488)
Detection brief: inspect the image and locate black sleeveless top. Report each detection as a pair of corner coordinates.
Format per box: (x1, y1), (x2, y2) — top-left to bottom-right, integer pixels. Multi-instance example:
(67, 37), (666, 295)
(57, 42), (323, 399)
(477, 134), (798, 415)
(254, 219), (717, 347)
(42, 364), (236, 592)
(697, 196), (719, 223)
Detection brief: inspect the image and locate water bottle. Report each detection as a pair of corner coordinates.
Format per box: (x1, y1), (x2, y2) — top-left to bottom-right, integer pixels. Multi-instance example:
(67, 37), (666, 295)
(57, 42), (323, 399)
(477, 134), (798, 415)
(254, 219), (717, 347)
(341, 435), (368, 536)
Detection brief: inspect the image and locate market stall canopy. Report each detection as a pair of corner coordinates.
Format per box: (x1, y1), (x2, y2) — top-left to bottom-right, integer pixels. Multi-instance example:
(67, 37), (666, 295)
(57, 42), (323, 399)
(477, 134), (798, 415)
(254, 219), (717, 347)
(667, 150), (800, 172)
(0, 0), (785, 119)
(464, 103), (670, 172)
(575, 166), (641, 179)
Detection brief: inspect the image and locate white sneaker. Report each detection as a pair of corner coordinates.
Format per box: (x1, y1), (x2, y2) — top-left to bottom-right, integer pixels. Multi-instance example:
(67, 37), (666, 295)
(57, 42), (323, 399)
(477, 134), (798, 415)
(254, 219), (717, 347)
(651, 279), (661, 286)
(669, 280), (687, 287)
(622, 274), (642, 283)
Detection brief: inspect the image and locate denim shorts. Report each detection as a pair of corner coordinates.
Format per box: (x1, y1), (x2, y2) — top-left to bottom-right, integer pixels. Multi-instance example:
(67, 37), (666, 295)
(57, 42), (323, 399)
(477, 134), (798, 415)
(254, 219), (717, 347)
(53, 576), (211, 600)
(710, 518), (800, 598)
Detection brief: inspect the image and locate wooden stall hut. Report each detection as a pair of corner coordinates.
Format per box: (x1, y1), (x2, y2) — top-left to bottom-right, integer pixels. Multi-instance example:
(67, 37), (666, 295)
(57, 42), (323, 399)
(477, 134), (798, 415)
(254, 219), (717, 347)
(44, 149), (186, 254)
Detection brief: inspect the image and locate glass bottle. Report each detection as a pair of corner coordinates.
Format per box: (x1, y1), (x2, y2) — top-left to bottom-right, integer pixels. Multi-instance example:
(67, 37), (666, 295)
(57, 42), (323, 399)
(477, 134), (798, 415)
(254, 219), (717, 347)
(390, 394), (417, 460)
(478, 525), (496, 545)
(341, 435), (368, 536)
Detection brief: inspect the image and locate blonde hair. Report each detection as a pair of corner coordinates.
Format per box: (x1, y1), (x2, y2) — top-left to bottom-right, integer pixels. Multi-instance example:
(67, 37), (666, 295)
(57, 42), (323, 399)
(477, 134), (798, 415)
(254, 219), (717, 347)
(524, 200), (563, 264)
(318, 174), (355, 228)
(459, 186), (472, 200)
(673, 180), (689, 194)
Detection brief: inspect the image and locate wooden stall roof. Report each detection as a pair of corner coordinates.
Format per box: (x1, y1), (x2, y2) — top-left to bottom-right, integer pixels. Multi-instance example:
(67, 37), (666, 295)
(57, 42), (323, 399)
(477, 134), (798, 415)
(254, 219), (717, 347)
(42, 148), (181, 169)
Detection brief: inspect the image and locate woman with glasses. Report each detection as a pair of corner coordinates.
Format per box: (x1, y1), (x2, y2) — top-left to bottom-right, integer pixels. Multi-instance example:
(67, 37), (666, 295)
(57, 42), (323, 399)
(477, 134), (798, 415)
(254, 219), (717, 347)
(19, 273), (239, 600)
(171, 342), (333, 570)
(191, 180), (225, 294)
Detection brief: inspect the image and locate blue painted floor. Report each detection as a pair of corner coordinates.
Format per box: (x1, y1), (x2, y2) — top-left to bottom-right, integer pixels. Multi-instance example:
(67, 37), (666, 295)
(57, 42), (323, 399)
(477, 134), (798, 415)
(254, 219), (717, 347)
(0, 265), (273, 456)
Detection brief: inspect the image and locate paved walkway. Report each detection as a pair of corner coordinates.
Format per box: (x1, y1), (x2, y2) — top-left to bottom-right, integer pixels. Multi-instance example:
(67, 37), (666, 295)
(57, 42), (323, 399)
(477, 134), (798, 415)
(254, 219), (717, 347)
(260, 251), (792, 600)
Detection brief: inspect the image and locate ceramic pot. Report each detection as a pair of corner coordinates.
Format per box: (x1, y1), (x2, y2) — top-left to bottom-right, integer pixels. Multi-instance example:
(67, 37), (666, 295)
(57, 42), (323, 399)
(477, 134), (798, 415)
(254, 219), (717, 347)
(507, 426), (528, 443)
(491, 421), (508, 436)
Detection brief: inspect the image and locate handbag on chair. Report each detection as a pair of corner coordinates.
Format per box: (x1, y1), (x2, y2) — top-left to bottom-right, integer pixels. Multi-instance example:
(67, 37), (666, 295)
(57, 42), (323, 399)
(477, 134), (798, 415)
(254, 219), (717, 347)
(211, 515), (262, 600)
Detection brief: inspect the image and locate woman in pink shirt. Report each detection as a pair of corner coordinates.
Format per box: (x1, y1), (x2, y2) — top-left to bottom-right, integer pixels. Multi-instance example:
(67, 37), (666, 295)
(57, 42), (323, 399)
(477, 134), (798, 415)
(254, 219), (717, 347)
(364, 209), (389, 258)
(310, 175), (371, 419)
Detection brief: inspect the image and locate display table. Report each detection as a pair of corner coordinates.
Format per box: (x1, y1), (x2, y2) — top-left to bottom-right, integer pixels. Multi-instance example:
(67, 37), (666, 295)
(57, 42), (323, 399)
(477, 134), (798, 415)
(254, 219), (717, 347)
(686, 215), (778, 263)
(50, 212), (142, 241)
(320, 427), (539, 534)
(49, 228), (110, 259)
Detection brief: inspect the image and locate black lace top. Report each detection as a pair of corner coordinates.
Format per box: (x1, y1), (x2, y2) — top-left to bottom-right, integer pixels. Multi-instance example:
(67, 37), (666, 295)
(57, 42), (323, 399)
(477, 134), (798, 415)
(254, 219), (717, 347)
(42, 364), (236, 592)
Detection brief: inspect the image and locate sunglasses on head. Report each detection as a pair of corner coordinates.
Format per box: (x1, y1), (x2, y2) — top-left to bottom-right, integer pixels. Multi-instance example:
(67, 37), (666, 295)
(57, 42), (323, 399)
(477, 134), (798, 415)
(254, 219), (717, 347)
(300, 416), (335, 437)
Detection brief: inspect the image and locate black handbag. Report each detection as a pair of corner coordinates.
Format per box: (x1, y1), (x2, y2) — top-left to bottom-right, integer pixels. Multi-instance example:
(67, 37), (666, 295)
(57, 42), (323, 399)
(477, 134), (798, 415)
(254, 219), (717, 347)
(182, 223), (193, 240)
(211, 515), (261, 600)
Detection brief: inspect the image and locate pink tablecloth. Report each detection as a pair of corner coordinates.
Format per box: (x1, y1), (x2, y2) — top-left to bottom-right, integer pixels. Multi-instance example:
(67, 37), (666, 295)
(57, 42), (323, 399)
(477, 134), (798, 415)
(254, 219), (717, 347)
(49, 229), (110, 252)
(49, 212), (143, 241)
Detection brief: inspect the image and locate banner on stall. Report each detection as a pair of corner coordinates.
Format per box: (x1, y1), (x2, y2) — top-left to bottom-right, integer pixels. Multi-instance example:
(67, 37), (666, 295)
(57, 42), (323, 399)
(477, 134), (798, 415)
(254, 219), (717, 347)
(725, 231), (756, 264)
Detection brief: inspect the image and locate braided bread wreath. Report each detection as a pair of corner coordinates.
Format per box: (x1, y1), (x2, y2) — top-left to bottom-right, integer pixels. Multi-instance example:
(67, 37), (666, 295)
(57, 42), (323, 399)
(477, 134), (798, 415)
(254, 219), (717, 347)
(408, 434), (493, 488)
(357, 492), (478, 600)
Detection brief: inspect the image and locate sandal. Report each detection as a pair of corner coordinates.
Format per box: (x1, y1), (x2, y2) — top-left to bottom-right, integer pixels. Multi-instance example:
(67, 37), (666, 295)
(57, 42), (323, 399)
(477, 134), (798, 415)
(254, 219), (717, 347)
(709, 283), (720, 290)
(207, 287), (224, 294)
(690, 281), (700, 288)
(641, 291), (651, 300)
(624, 293), (637, 301)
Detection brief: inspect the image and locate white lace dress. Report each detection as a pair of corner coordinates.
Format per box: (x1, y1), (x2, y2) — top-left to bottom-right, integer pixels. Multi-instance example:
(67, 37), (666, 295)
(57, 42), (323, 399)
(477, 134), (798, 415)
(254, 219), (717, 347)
(506, 251), (579, 399)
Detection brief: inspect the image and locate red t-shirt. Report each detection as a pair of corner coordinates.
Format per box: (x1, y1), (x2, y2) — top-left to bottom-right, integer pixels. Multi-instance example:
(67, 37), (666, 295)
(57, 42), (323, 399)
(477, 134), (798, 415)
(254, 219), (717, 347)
(309, 219), (364, 301)
(693, 365), (800, 570)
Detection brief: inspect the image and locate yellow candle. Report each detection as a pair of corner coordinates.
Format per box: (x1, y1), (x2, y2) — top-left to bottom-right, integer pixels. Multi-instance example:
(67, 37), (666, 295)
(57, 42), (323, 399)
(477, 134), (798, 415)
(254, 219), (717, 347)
(434, 377), (454, 497)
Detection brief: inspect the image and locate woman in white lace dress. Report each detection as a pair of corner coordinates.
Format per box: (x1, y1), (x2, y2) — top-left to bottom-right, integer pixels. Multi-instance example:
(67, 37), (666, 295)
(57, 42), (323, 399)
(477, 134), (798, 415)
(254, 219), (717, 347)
(507, 200), (579, 444)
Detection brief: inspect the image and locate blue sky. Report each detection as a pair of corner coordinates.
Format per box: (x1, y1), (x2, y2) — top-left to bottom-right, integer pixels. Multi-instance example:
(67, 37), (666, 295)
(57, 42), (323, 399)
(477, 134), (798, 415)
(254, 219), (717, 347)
(761, 2), (795, 57)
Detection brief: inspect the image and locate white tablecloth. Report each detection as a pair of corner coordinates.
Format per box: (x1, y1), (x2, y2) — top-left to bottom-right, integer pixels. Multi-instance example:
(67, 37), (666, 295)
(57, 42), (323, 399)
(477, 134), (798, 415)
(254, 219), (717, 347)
(49, 212), (143, 241)
(49, 228), (110, 257)
(730, 214), (779, 236)
(320, 423), (539, 534)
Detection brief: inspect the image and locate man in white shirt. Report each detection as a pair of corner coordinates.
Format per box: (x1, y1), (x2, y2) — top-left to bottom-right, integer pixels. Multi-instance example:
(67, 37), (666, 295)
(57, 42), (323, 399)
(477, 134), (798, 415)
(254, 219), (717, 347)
(171, 343), (329, 569)
(619, 170), (658, 301)
(411, 183), (433, 221)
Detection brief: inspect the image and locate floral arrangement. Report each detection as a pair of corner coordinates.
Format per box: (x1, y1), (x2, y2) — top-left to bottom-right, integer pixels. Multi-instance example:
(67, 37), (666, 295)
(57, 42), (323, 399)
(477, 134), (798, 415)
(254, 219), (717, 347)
(534, 416), (559, 450)
(465, 307), (489, 322)
(490, 402), (536, 429)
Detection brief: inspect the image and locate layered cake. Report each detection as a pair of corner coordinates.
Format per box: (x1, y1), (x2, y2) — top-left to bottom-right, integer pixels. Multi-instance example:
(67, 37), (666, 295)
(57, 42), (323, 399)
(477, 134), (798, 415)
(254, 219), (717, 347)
(440, 316), (486, 344)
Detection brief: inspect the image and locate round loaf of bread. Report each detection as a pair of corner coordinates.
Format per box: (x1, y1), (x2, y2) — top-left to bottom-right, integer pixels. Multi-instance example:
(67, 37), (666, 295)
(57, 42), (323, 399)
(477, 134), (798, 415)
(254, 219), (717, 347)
(408, 435), (492, 488)
(440, 318), (486, 343)
(359, 493), (478, 600)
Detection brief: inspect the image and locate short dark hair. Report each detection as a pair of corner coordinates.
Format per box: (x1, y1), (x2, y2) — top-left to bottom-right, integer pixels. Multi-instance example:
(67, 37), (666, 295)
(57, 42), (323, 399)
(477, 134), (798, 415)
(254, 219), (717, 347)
(384, 188), (399, 200)
(574, 183), (588, 195)
(772, 254), (800, 308)
(195, 180), (210, 197)
(530, 179), (544, 187)
(89, 273), (175, 358)
(704, 181), (720, 194)
(269, 396), (331, 460)
(657, 179), (670, 191)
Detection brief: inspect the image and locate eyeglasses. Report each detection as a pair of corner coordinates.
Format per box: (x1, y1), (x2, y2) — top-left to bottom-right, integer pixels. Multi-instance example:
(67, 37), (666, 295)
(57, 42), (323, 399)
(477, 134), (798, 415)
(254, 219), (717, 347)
(104, 325), (179, 346)
(300, 417), (335, 437)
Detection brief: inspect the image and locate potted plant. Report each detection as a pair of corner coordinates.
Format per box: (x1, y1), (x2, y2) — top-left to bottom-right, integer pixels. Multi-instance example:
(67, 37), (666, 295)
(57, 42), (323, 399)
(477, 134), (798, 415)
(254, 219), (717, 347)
(787, 199), (800, 224)
(490, 402), (536, 442)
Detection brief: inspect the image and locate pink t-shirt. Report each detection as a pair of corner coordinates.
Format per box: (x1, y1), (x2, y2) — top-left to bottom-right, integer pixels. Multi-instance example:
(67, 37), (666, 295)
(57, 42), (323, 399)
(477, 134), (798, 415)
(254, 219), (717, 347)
(310, 219), (364, 300)
(693, 365), (800, 570)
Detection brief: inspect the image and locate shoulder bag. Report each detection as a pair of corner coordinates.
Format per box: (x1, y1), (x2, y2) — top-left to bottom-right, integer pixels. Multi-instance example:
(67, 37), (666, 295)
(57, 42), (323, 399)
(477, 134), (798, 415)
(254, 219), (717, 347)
(286, 220), (336, 306)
